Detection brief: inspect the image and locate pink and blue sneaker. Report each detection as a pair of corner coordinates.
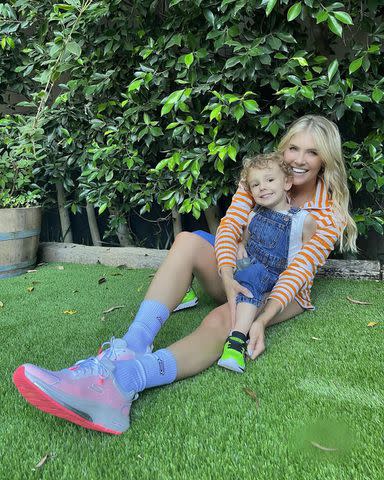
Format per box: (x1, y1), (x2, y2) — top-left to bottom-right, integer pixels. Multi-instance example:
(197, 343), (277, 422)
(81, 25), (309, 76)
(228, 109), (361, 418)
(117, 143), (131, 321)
(13, 338), (137, 435)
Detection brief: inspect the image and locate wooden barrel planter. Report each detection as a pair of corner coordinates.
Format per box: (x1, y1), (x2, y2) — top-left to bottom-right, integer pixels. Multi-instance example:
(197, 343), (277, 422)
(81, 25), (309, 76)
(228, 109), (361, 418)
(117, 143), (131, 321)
(0, 206), (42, 279)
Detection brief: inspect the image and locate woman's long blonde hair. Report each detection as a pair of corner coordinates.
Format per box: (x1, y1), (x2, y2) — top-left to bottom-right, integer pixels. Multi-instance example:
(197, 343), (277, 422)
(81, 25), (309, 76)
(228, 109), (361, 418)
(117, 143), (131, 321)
(278, 115), (357, 252)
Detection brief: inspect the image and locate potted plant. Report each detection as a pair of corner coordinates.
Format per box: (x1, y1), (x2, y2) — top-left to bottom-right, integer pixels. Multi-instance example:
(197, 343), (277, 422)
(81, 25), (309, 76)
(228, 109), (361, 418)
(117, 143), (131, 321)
(0, 115), (44, 278)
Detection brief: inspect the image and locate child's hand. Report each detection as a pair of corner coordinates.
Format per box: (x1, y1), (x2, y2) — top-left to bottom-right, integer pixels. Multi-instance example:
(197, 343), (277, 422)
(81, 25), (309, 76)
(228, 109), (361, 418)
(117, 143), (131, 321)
(236, 243), (248, 260)
(247, 320), (266, 360)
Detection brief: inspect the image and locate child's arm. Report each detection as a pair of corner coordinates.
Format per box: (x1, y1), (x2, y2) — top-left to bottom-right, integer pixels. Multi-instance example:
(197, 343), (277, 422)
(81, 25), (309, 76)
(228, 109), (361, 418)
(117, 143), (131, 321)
(302, 214), (317, 243)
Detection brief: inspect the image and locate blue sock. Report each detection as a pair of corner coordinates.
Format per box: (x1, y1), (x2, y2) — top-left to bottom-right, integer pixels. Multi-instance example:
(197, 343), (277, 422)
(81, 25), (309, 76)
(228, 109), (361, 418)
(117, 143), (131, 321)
(114, 349), (178, 393)
(123, 300), (170, 353)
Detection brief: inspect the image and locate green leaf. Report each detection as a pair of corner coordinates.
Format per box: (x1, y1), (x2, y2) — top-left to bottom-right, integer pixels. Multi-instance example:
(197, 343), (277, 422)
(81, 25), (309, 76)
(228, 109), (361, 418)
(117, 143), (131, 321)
(243, 99), (259, 113)
(293, 56), (308, 66)
(66, 41), (81, 58)
(204, 9), (215, 26)
(301, 85), (314, 100)
(327, 59), (339, 82)
(166, 122), (179, 130)
(349, 57), (363, 74)
(334, 11), (353, 25)
(195, 125), (204, 134)
(287, 2), (302, 21)
(327, 15), (343, 37)
(161, 103), (173, 116)
(315, 10), (328, 23)
(227, 145), (237, 161)
(184, 53), (194, 68)
(233, 104), (245, 122)
(266, 0), (278, 16)
(99, 203), (108, 215)
(128, 79), (142, 92)
(372, 88), (383, 103)
(210, 105), (222, 121)
(225, 57), (241, 69)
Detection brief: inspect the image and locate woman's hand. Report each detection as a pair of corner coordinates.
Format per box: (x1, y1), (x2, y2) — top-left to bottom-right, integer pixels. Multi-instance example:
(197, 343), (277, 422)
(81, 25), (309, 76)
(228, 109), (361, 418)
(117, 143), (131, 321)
(236, 243), (248, 260)
(247, 320), (266, 360)
(221, 267), (253, 327)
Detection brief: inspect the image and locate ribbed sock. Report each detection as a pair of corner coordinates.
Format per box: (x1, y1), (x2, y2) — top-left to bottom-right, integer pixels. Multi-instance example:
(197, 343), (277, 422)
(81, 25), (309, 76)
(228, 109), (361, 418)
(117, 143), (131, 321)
(114, 349), (178, 393)
(123, 300), (170, 353)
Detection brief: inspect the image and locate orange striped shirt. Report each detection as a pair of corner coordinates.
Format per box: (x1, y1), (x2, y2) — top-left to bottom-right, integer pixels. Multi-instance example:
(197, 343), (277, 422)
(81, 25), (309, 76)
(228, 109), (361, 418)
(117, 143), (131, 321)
(214, 180), (343, 310)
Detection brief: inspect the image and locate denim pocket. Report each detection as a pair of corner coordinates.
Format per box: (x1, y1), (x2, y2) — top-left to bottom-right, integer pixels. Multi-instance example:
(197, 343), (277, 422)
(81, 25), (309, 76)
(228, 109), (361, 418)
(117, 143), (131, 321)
(250, 217), (285, 249)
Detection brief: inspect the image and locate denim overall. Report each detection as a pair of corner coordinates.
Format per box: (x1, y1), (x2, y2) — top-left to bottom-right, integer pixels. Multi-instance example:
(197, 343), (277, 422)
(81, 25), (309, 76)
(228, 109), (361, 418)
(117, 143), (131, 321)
(235, 206), (300, 306)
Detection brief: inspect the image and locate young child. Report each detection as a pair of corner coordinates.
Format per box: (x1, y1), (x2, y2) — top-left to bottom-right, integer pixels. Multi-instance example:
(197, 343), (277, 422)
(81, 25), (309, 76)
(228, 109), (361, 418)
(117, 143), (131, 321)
(218, 152), (316, 373)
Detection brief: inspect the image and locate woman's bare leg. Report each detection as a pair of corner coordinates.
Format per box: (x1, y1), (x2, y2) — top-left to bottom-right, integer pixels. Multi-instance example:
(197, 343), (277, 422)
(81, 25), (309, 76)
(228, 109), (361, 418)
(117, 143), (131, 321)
(169, 299), (304, 380)
(145, 232), (226, 310)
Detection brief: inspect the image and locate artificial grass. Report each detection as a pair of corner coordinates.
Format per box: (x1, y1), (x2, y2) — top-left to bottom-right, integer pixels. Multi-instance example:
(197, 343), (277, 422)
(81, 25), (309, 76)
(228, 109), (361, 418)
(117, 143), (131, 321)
(0, 263), (383, 480)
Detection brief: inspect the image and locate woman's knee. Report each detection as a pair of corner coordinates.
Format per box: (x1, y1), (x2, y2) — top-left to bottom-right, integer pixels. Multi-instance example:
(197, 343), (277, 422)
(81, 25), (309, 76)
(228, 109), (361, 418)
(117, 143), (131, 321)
(173, 231), (201, 254)
(200, 304), (231, 340)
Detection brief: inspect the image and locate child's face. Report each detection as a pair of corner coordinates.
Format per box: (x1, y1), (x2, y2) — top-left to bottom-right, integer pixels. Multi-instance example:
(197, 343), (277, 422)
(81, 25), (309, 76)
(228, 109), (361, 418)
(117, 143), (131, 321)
(247, 162), (292, 210)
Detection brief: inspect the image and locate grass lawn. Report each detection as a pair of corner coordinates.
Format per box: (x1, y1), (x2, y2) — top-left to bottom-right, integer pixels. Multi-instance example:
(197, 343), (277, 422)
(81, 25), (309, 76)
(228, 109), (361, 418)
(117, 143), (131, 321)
(1, 263), (383, 480)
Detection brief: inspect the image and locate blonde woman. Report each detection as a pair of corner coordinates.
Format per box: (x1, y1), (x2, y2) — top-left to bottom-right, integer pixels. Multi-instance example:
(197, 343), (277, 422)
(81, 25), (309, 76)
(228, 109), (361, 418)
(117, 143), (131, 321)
(14, 115), (357, 435)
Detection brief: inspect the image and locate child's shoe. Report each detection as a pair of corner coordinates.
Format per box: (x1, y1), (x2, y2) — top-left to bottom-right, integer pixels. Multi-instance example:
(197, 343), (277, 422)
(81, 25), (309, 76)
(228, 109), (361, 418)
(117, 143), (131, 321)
(173, 287), (199, 312)
(217, 333), (247, 373)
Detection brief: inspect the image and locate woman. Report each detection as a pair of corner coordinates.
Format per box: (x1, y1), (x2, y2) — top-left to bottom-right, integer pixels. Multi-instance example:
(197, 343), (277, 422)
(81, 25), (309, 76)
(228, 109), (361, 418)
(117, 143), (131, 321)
(13, 115), (357, 434)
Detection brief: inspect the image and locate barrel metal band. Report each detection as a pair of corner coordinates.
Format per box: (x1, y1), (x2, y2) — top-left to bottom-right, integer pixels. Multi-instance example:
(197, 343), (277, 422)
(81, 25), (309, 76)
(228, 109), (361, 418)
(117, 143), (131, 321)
(0, 258), (36, 272)
(0, 228), (41, 241)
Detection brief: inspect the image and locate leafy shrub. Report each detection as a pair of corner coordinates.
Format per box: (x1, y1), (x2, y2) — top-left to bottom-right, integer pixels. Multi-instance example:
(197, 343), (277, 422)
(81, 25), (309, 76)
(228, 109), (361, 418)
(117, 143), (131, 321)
(0, 0), (383, 237)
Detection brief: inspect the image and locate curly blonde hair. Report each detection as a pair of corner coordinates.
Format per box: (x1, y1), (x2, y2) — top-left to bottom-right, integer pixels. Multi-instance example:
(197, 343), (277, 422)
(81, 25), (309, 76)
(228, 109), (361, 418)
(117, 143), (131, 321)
(240, 152), (293, 191)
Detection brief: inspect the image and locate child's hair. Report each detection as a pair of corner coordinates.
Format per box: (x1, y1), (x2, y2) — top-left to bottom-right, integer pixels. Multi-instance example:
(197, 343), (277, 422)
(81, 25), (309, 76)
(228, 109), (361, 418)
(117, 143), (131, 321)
(277, 114), (357, 252)
(240, 152), (293, 190)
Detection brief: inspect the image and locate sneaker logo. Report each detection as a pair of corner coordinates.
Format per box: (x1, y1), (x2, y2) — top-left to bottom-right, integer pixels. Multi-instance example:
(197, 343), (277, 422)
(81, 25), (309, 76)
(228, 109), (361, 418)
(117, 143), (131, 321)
(89, 383), (104, 393)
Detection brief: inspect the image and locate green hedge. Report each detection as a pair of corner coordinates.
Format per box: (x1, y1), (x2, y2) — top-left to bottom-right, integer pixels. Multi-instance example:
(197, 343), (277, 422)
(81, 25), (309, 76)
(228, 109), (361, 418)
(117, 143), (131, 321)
(0, 0), (383, 237)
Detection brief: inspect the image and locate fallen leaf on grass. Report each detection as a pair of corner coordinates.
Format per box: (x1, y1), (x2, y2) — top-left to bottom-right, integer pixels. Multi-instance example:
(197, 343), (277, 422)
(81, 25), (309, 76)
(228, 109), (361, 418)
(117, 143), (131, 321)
(33, 452), (55, 470)
(148, 273), (155, 278)
(0, 301), (4, 308)
(243, 387), (259, 407)
(310, 441), (338, 452)
(27, 269), (37, 273)
(137, 285), (144, 293)
(27, 287), (34, 292)
(63, 310), (78, 315)
(346, 296), (372, 305)
(37, 262), (47, 267)
(311, 336), (321, 341)
(103, 305), (126, 314)
(98, 277), (106, 285)
(31, 281), (40, 285)
(57, 265), (64, 270)
(367, 322), (379, 327)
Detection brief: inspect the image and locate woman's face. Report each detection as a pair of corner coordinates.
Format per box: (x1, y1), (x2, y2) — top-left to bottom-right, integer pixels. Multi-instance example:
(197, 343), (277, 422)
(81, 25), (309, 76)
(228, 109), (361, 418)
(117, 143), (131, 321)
(283, 131), (323, 188)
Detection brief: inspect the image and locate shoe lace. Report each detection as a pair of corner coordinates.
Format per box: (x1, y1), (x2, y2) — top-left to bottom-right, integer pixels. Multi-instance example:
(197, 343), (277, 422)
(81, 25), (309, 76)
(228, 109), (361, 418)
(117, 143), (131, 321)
(68, 337), (120, 379)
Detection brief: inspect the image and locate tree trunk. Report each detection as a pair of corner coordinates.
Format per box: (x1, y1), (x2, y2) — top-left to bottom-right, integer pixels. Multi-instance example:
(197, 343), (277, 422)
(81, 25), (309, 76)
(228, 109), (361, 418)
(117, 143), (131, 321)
(109, 209), (133, 246)
(116, 221), (133, 246)
(204, 205), (221, 234)
(172, 208), (182, 239)
(56, 182), (73, 243)
(86, 202), (101, 246)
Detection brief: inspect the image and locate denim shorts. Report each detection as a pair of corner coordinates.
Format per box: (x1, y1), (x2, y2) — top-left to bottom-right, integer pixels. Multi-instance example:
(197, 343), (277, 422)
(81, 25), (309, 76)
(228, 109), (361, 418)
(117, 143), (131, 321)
(192, 230), (215, 247)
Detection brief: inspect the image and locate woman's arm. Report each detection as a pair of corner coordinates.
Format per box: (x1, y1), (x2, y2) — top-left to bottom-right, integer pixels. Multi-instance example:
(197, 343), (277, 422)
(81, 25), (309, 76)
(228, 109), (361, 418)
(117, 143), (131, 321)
(269, 214), (342, 309)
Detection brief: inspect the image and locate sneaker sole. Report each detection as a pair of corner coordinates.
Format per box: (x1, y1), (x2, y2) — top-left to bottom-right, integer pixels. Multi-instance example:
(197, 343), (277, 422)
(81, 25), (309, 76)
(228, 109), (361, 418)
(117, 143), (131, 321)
(13, 366), (123, 435)
(173, 297), (199, 312)
(217, 358), (244, 373)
